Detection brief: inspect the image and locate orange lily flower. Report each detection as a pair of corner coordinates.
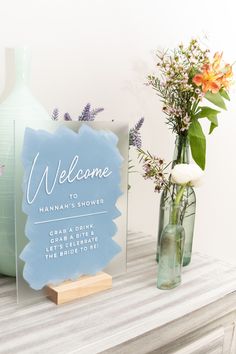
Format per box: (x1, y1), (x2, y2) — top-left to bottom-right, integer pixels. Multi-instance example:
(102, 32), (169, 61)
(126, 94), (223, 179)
(193, 52), (233, 93)
(221, 64), (233, 89)
(193, 63), (222, 93)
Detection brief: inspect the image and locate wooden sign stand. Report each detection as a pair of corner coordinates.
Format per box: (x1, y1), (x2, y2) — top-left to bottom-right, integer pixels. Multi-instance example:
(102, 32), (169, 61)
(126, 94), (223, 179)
(45, 272), (112, 305)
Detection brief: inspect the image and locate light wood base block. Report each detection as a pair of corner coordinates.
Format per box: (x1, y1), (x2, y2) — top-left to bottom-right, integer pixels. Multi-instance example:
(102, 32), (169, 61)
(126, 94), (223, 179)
(45, 272), (112, 305)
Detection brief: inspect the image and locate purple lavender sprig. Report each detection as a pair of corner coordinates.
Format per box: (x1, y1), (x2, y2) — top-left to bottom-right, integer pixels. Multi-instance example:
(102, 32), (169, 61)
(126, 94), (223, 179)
(51, 103), (104, 122)
(78, 103), (91, 121)
(64, 112), (72, 121)
(51, 108), (59, 121)
(129, 117), (144, 149)
(78, 103), (104, 121)
(90, 107), (104, 121)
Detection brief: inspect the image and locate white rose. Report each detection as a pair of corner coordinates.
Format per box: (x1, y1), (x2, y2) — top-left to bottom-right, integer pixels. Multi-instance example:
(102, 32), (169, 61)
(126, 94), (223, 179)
(171, 163), (204, 187)
(171, 164), (191, 184)
(188, 164), (204, 187)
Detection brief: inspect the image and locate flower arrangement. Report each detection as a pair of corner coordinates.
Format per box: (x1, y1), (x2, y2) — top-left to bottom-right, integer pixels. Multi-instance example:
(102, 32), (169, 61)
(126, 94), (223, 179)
(147, 39), (233, 169)
(137, 39), (233, 285)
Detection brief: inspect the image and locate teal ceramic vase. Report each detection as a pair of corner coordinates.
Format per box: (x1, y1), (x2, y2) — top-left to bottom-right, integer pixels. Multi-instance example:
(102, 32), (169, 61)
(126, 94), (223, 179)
(0, 48), (50, 276)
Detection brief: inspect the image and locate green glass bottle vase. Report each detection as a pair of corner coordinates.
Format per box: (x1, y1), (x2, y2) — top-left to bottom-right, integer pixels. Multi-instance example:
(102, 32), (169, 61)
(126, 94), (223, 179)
(157, 203), (185, 290)
(0, 48), (50, 276)
(156, 135), (196, 266)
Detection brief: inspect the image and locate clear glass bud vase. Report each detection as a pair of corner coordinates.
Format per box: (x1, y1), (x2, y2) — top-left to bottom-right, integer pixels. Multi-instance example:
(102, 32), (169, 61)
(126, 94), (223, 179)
(156, 135), (196, 266)
(0, 48), (50, 276)
(157, 203), (185, 290)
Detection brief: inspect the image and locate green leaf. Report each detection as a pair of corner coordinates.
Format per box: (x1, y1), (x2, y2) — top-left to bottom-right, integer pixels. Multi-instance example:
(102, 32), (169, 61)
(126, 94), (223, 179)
(205, 91), (227, 110)
(209, 119), (218, 134)
(207, 113), (218, 134)
(219, 88), (230, 101)
(194, 106), (219, 134)
(188, 119), (206, 170)
(195, 106), (220, 119)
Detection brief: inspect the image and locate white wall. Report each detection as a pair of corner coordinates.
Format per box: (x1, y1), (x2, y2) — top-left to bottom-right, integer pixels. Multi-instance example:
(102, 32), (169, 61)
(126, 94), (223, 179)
(0, 0), (236, 263)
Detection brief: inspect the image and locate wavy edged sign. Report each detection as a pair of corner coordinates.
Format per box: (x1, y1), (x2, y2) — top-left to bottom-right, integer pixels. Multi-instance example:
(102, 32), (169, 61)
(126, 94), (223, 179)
(20, 124), (123, 290)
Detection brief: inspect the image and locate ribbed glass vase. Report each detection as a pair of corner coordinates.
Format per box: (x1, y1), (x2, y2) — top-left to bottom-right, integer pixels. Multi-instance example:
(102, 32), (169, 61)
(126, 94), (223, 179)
(157, 203), (185, 290)
(156, 135), (196, 266)
(0, 48), (50, 276)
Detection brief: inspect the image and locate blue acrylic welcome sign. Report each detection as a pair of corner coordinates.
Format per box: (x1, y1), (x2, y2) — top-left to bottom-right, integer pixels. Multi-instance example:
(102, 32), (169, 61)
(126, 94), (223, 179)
(15, 121), (128, 301)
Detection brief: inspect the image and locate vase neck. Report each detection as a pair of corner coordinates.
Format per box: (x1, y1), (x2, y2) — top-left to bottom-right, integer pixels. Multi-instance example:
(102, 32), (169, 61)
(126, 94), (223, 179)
(169, 203), (182, 225)
(14, 47), (31, 88)
(172, 134), (189, 168)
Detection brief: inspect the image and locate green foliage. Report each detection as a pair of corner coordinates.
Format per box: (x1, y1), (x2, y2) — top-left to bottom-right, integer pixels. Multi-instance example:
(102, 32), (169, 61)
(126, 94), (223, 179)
(219, 88), (230, 101)
(195, 106), (219, 134)
(205, 91), (227, 110)
(188, 119), (206, 170)
(208, 117), (218, 134)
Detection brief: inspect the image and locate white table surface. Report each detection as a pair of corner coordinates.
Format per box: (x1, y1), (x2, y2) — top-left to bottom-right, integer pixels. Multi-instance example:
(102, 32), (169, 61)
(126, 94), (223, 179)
(1, 232), (236, 354)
